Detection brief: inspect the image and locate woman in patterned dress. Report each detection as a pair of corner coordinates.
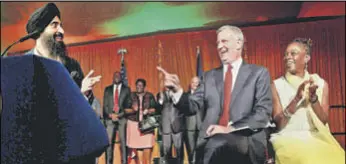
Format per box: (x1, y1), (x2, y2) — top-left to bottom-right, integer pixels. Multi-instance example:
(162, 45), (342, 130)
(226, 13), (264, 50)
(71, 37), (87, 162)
(125, 79), (157, 164)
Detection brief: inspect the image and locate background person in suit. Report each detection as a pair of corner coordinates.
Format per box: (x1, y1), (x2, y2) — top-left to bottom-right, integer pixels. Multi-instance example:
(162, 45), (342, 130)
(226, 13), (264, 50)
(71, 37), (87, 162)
(103, 71), (131, 164)
(156, 88), (185, 164)
(157, 25), (273, 164)
(183, 76), (202, 164)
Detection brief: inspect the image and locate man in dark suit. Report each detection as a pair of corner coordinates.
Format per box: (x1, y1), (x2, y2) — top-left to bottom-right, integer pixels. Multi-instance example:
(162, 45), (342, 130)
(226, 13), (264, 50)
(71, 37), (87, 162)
(103, 71), (131, 164)
(183, 76), (202, 164)
(156, 88), (185, 164)
(157, 25), (272, 164)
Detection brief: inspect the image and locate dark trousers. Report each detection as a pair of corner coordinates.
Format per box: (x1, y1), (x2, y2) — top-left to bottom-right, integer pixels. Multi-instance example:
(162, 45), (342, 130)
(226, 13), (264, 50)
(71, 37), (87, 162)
(162, 132), (184, 164)
(197, 130), (266, 164)
(183, 130), (199, 164)
(105, 120), (127, 164)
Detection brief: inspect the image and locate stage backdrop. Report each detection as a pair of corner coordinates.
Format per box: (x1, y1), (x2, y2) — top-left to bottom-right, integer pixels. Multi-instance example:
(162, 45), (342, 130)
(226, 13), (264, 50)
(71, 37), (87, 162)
(10, 17), (345, 163)
(67, 17), (344, 134)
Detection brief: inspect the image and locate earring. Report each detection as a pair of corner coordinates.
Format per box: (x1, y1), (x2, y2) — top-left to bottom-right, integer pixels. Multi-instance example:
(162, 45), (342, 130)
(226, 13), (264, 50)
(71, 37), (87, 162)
(305, 63), (308, 70)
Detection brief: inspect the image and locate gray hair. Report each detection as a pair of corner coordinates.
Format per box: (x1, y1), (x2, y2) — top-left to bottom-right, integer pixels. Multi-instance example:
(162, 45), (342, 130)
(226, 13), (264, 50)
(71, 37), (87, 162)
(217, 25), (245, 44)
(191, 76), (200, 82)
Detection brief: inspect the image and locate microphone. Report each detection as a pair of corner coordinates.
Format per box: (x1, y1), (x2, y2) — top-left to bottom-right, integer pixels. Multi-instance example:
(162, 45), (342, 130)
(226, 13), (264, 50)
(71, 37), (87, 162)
(1, 30), (41, 57)
(19, 30), (40, 43)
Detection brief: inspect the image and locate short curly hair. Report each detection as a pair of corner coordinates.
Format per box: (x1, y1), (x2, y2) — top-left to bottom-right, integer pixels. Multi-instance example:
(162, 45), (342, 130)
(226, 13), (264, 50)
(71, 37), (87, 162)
(136, 78), (146, 87)
(291, 38), (313, 56)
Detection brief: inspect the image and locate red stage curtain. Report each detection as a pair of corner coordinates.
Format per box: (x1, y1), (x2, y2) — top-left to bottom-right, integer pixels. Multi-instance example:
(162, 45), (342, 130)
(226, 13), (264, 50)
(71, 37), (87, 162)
(66, 17), (345, 148)
(8, 17), (344, 149)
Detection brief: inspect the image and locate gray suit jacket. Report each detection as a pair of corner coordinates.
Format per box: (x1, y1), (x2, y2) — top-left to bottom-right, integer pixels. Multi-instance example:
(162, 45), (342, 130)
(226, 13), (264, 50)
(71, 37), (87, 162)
(156, 92), (185, 134)
(176, 61), (272, 147)
(184, 91), (202, 131)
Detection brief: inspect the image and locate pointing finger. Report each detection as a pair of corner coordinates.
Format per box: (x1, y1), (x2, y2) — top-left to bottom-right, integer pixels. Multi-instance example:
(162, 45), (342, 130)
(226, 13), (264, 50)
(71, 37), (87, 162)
(85, 70), (95, 79)
(156, 66), (169, 76)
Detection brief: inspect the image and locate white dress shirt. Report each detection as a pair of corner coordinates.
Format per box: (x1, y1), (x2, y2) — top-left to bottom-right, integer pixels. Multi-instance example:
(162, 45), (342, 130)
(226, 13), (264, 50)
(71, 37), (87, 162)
(113, 83), (122, 98)
(223, 57), (242, 92)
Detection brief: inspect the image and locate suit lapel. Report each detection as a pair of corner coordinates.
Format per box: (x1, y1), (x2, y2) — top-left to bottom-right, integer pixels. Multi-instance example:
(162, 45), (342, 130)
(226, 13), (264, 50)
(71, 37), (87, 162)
(110, 85), (114, 101)
(230, 62), (251, 109)
(213, 66), (224, 107)
(118, 85), (125, 109)
(110, 85), (114, 108)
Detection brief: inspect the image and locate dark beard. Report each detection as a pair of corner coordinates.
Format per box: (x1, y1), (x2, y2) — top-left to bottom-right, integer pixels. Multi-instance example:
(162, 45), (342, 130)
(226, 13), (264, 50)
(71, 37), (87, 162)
(44, 33), (67, 59)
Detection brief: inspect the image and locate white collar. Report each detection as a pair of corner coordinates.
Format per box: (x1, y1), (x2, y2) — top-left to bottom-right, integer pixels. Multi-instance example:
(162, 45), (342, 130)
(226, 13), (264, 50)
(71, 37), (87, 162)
(223, 57), (243, 70)
(33, 48), (40, 56)
(114, 83), (122, 88)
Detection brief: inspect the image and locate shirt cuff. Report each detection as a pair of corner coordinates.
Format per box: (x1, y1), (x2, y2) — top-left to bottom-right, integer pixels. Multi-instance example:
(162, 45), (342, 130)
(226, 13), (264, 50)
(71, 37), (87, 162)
(170, 88), (183, 104)
(159, 99), (163, 105)
(227, 121), (233, 127)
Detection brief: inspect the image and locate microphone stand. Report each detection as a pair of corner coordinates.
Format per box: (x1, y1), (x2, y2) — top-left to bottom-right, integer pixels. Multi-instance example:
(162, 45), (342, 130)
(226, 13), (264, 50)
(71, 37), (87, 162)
(1, 40), (20, 57)
(1, 30), (40, 57)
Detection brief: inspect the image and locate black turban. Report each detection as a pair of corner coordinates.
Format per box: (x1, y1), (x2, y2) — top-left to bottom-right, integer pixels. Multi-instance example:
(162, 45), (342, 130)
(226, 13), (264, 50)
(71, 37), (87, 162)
(26, 3), (61, 39)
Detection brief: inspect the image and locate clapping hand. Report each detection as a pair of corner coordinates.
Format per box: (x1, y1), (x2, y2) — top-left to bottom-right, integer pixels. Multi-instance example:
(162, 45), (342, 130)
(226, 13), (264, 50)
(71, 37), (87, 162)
(143, 109), (149, 115)
(308, 78), (318, 101)
(295, 80), (310, 100)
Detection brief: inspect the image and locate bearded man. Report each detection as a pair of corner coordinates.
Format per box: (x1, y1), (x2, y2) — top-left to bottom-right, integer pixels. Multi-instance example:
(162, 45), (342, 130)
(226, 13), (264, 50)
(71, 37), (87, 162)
(1, 3), (108, 164)
(25, 2), (100, 97)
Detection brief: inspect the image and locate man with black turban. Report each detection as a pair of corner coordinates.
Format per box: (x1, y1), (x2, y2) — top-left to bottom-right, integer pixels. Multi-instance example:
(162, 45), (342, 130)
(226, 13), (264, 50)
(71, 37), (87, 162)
(1, 3), (108, 164)
(25, 2), (100, 95)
